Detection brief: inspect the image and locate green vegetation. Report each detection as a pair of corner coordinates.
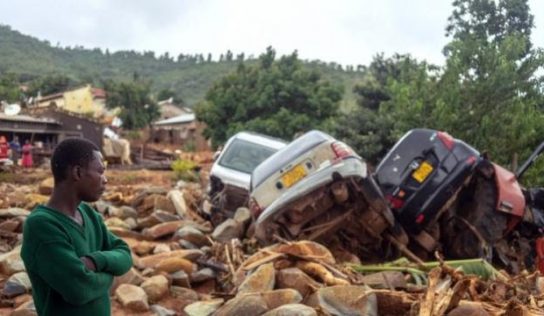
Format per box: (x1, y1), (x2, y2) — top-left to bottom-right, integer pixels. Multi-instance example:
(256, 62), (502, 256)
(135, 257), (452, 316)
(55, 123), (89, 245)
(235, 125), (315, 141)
(170, 159), (199, 182)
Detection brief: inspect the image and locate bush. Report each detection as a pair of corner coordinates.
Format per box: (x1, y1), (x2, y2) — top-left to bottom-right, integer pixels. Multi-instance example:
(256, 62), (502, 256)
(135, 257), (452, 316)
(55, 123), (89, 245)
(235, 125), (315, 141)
(170, 159), (199, 182)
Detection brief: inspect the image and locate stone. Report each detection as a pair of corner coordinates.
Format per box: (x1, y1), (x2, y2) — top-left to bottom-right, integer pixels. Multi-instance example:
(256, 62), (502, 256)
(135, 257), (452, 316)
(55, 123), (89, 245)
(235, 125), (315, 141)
(38, 177), (54, 195)
(171, 271), (191, 288)
(139, 194), (165, 215)
(151, 304), (176, 316)
(212, 219), (243, 242)
(24, 194), (49, 209)
(0, 218), (21, 232)
(447, 301), (490, 316)
(137, 249), (203, 269)
(124, 217), (138, 230)
(143, 221), (184, 239)
(184, 298), (224, 316)
(0, 208), (30, 218)
(93, 200), (110, 214)
(153, 243), (171, 254)
(131, 187), (168, 207)
(214, 294), (268, 316)
(179, 239), (198, 249)
(115, 284), (149, 312)
(176, 226), (210, 247)
(154, 195), (177, 214)
(171, 286), (199, 301)
(261, 289), (303, 310)
(262, 304), (317, 316)
(141, 275), (169, 302)
(233, 207), (251, 225)
(112, 268), (145, 292)
(190, 268), (216, 283)
(105, 217), (131, 230)
(110, 205), (138, 219)
(3, 271), (32, 298)
(11, 300), (36, 316)
(155, 257), (194, 274)
(168, 190), (189, 218)
(138, 211), (180, 229)
(306, 285), (377, 316)
(0, 245), (24, 275)
(133, 241), (156, 256)
(277, 268), (321, 297)
(238, 262), (276, 294)
(361, 271), (407, 289)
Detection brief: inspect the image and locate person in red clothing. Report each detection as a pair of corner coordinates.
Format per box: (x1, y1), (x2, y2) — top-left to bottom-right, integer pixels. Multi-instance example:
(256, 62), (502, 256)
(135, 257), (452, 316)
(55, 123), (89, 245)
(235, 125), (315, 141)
(21, 139), (33, 168)
(0, 136), (9, 160)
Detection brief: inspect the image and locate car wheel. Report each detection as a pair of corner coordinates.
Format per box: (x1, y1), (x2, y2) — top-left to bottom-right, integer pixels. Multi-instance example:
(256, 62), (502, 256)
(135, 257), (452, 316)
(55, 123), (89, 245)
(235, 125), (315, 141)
(447, 174), (508, 259)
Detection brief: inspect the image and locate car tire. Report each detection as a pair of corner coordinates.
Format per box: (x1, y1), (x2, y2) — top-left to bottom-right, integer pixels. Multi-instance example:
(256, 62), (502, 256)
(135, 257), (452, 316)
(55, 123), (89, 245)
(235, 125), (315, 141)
(447, 174), (508, 259)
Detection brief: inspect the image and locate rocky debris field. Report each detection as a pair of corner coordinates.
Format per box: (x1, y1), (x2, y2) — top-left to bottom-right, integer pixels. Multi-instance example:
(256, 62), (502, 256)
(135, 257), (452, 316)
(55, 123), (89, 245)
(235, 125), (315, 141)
(0, 167), (544, 315)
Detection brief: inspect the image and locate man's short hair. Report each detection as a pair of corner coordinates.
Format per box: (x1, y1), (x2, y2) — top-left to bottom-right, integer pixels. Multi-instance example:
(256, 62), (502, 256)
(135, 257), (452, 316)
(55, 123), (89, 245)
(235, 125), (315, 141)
(51, 138), (100, 182)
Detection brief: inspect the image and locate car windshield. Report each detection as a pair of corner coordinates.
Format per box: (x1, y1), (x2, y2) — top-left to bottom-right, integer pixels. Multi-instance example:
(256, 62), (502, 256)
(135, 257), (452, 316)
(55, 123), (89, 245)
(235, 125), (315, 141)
(218, 139), (278, 174)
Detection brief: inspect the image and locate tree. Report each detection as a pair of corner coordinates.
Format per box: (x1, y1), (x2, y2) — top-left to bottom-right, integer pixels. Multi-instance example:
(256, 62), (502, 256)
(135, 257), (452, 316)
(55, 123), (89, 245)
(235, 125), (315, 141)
(27, 74), (77, 97)
(195, 47), (343, 146)
(103, 78), (160, 130)
(157, 88), (184, 105)
(0, 73), (22, 103)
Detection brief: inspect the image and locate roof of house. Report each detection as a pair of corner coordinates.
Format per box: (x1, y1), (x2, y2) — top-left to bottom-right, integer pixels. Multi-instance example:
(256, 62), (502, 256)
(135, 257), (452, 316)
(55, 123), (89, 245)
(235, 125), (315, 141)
(92, 88), (106, 99)
(153, 113), (195, 126)
(0, 113), (60, 124)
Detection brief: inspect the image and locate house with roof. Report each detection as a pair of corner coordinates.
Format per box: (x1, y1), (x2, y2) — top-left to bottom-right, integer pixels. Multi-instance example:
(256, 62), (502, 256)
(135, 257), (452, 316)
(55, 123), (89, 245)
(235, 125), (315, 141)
(36, 84), (108, 118)
(151, 110), (209, 151)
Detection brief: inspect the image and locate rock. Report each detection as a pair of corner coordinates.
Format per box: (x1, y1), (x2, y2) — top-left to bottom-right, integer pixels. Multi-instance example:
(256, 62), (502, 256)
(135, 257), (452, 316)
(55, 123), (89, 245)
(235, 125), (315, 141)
(124, 217), (138, 230)
(361, 271), (407, 289)
(179, 239), (198, 249)
(141, 275), (169, 302)
(447, 301), (490, 316)
(137, 249), (203, 269)
(38, 177), (54, 195)
(0, 208), (30, 218)
(139, 194), (166, 215)
(214, 294), (268, 316)
(262, 304), (317, 316)
(24, 194), (49, 209)
(306, 285), (377, 316)
(143, 221), (185, 239)
(112, 268), (145, 292)
(191, 268), (216, 283)
(238, 262), (276, 294)
(184, 298), (224, 316)
(133, 241), (156, 256)
(536, 276), (544, 294)
(151, 304), (176, 316)
(154, 195), (177, 214)
(94, 200), (110, 214)
(105, 217), (131, 230)
(212, 219), (243, 242)
(11, 300), (36, 316)
(14, 294), (33, 308)
(0, 245), (24, 275)
(155, 257), (194, 274)
(0, 218), (21, 232)
(233, 207), (251, 225)
(110, 205), (138, 219)
(171, 271), (191, 288)
(153, 243), (171, 254)
(277, 268), (321, 297)
(138, 211), (180, 229)
(3, 271), (32, 298)
(262, 289), (303, 309)
(171, 286), (199, 301)
(131, 187), (167, 207)
(115, 284), (149, 312)
(168, 190), (189, 218)
(176, 226), (210, 247)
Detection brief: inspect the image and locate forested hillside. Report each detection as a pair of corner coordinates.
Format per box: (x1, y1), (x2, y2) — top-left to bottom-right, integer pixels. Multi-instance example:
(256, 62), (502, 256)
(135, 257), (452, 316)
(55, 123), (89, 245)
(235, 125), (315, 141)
(0, 25), (363, 107)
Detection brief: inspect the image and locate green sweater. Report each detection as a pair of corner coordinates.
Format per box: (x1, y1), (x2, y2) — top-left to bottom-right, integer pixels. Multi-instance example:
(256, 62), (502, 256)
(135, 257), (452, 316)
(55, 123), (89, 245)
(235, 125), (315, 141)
(21, 203), (133, 316)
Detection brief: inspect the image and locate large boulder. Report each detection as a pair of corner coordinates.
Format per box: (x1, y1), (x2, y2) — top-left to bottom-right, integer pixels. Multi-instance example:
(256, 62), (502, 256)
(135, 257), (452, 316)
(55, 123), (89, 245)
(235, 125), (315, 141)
(305, 285), (377, 316)
(262, 304), (317, 316)
(277, 268), (321, 297)
(0, 245), (25, 275)
(238, 263), (276, 294)
(184, 299), (224, 316)
(141, 275), (169, 302)
(3, 271), (32, 298)
(212, 219), (243, 242)
(214, 294), (268, 316)
(115, 284), (149, 312)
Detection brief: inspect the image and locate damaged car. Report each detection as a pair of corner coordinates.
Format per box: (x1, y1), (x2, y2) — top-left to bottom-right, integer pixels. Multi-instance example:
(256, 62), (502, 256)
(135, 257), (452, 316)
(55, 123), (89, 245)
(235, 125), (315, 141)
(207, 131), (287, 223)
(250, 130), (401, 260)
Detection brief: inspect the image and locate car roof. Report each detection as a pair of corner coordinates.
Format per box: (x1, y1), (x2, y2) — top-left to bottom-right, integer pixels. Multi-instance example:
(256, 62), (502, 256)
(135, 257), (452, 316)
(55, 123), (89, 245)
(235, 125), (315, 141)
(251, 130), (334, 189)
(229, 131), (287, 150)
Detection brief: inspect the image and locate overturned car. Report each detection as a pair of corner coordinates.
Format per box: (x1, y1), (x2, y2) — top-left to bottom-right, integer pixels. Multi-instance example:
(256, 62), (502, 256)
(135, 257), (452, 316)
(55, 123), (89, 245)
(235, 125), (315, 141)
(249, 130), (402, 260)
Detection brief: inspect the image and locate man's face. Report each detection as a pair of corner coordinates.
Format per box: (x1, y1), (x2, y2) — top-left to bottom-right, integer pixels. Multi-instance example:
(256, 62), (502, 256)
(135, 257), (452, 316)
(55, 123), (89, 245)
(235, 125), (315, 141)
(78, 151), (107, 202)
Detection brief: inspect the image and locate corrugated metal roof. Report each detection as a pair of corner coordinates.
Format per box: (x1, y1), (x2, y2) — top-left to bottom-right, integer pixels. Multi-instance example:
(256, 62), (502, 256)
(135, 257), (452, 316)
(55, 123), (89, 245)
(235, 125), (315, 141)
(0, 113), (60, 124)
(153, 113), (195, 126)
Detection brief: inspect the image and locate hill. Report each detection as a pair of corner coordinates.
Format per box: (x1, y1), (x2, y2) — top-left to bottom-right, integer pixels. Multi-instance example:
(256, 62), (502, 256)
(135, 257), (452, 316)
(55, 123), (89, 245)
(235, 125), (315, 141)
(0, 25), (365, 108)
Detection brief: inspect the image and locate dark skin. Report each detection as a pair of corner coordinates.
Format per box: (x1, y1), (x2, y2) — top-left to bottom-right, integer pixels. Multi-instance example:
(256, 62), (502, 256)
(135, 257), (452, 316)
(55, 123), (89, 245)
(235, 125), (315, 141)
(47, 150), (108, 271)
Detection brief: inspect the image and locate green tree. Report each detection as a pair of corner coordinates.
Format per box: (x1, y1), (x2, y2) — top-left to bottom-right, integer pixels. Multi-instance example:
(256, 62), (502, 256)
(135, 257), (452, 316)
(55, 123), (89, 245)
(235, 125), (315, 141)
(27, 74), (77, 97)
(195, 47), (343, 146)
(0, 73), (22, 102)
(104, 78), (160, 130)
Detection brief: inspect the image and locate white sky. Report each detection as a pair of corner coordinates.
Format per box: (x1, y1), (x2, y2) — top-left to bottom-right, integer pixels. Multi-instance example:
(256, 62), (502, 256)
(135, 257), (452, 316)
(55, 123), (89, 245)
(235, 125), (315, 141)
(1, 0), (543, 66)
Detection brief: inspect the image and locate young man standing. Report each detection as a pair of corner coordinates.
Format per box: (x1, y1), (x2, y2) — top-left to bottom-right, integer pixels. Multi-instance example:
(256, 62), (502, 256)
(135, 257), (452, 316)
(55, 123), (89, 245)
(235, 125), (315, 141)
(21, 138), (132, 316)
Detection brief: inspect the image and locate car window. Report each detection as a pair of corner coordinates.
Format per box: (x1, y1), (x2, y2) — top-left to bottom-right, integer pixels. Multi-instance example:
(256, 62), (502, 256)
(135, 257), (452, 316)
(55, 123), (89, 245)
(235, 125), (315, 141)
(219, 139), (277, 174)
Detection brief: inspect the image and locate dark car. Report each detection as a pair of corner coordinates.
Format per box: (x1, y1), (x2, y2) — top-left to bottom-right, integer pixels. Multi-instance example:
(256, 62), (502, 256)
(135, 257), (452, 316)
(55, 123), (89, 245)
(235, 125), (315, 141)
(375, 128), (480, 234)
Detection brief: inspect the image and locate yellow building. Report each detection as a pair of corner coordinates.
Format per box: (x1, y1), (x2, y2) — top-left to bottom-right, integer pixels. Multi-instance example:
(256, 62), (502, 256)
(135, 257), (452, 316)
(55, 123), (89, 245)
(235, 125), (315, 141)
(37, 85), (107, 117)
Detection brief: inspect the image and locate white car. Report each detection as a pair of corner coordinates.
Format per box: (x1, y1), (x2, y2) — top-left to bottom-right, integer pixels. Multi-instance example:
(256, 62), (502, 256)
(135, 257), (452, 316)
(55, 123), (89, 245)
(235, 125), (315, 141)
(208, 131), (287, 222)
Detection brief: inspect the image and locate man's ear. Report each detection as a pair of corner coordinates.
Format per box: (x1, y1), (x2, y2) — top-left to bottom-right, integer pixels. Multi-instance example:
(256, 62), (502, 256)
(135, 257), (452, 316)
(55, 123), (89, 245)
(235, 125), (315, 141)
(72, 165), (82, 181)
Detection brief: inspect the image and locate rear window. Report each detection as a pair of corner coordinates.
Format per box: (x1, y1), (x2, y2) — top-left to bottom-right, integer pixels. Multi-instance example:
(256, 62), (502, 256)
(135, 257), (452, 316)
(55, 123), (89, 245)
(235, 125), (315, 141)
(219, 139), (278, 174)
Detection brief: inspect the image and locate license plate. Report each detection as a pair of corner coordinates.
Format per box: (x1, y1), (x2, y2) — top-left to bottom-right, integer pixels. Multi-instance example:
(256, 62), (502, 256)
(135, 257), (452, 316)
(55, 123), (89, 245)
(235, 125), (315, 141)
(412, 161), (433, 183)
(282, 164), (307, 188)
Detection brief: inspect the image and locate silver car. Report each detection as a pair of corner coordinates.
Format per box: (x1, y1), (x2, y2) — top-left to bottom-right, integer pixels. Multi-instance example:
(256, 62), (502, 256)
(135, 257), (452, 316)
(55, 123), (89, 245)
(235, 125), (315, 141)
(250, 130), (397, 258)
(208, 131), (287, 221)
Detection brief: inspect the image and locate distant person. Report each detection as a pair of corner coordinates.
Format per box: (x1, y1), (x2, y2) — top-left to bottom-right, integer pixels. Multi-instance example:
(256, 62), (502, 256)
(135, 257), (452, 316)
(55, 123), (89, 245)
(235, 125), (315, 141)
(21, 140), (33, 168)
(21, 137), (132, 316)
(9, 136), (21, 166)
(0, 136), (9, 160)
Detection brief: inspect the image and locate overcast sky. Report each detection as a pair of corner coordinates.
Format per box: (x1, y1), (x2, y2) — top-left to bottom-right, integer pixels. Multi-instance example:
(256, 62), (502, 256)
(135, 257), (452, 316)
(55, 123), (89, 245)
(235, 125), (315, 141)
(1, 0), (543, 66)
